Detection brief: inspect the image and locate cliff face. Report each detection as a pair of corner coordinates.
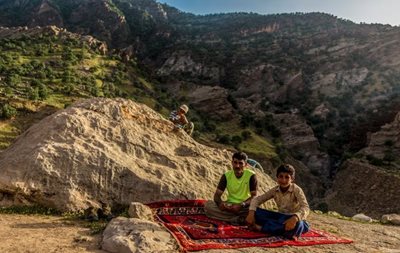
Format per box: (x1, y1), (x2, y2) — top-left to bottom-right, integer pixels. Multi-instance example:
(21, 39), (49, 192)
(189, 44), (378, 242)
(187, 85), (236, 121)
(360, 112), (400, 163)
(0, 0), (131, 47)
(67, 0), (131, 47)
(273, 113), (330, 178)
(28, 0), (63, 27)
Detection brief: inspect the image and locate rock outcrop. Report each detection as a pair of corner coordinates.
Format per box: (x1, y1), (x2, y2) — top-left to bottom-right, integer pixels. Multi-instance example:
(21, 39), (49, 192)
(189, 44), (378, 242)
(157, 52), (220, 84)
(325, 159), (400, 218)
(0, 98), (275, 211)
(187, 85), (236, 121)
(274, 113), (330, 178)
(361, 111), (400, 164)
(28, 0), (64, 27)
(68, 0), (131, 47)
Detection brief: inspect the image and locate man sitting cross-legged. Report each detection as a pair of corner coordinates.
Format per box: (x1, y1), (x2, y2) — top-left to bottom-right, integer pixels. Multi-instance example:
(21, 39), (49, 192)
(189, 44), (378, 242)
(204, 151), (257, 225)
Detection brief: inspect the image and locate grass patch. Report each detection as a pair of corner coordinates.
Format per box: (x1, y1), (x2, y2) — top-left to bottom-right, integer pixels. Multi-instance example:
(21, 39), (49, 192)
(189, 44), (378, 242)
(138, 76), (154, 91)
(0, 205), (60, 215)
(0, 205), (108, 234)
(137, 96), (156, 109)
(0, 122), (20, 149)
(239, 133), (277, 159)
(84, 220), (108, 235)
(215, 120), (277, 159)
(45, 93), (76, 108)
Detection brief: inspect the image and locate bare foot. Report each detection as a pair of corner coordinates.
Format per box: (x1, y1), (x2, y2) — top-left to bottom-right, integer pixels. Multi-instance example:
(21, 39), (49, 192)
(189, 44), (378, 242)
(248, 224), (262, 231)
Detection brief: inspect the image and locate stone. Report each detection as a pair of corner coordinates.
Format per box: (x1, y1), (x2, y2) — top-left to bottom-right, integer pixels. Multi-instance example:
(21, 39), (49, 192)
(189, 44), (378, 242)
(128, 202), (153, 221)
(101, 217), (177, 253)
(381, 214), (400, 225)
(352, 213), (373, 222)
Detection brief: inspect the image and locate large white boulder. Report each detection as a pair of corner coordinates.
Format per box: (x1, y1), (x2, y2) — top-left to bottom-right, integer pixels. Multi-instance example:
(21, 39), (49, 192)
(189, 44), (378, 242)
(0, 98), (276, 211)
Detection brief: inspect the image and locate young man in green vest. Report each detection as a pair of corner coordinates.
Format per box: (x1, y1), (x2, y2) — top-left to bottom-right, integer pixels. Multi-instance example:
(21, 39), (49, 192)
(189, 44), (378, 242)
(204, 151), (258, 224)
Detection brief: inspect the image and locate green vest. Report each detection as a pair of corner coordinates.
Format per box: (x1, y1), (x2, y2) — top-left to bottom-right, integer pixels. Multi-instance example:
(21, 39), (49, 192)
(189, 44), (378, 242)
(225, 169), (255, 204)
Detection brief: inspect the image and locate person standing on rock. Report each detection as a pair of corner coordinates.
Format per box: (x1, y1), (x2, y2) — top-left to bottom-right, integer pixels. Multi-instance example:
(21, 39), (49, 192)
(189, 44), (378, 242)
(169, 104), (194, 135)
(245, 163), (310, 240)
(204, 151), (257, 224)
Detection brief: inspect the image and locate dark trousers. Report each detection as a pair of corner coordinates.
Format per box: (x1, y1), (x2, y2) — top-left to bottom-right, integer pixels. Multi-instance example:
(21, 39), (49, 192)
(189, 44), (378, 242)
(255, 208), (309, 238)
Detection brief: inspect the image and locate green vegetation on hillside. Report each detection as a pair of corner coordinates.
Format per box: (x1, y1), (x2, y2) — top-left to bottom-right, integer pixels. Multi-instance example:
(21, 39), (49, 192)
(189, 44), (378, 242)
(0, 34), (174, 149)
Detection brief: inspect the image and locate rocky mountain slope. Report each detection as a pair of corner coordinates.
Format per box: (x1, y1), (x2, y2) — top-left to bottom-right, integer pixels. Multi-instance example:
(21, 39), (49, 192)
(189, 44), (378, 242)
(325, 111), (400, 218)
(0, 98), (275, 211)
(326, 159), (400, 218)
(0, 0), (400, 166)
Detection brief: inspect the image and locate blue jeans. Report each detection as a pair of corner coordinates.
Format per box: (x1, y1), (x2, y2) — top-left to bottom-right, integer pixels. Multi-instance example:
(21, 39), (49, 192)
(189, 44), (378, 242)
(255, 208), (310, 238)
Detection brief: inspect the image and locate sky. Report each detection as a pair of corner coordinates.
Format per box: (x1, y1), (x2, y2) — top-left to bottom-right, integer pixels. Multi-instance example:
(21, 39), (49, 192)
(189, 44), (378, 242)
(156, 0), (400, 26)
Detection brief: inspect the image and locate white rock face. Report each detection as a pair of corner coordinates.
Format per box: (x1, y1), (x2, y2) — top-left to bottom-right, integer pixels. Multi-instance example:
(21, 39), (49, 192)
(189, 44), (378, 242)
(101, 217), (177, 253)
(0, 98), (276, 211)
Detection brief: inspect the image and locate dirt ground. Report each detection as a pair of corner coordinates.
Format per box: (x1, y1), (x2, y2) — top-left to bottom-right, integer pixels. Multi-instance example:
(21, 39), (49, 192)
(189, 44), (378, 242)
(0, 214), (106, 253)
(1, 212), (400, 253)
(203, 213), (400, 253)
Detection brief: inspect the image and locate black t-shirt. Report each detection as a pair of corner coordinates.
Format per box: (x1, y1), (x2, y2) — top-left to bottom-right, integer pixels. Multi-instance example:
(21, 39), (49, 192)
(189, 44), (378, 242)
(217, 173), (258, 192)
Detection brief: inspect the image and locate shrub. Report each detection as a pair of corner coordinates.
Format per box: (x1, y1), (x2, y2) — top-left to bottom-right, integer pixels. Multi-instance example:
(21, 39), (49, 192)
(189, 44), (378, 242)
(231, 135), (243, 146)
(203, 121), (216, 132)
(0, 104), (17, 119)
(38, 84), (49, 100)
(217, 134), (231, 144)
(366, 154), (384, 166)
(384, 140), (394, 147)
(316, 202), (329, 213)
(28, 87), (40, 100)
(240, 114), (254, 128)
(383, 151), (395, 165)
(241, 130), (252, 140)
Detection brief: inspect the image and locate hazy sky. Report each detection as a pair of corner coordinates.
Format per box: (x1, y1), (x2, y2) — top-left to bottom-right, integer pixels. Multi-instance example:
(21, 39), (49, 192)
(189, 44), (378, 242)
(157, 0), (400, 26)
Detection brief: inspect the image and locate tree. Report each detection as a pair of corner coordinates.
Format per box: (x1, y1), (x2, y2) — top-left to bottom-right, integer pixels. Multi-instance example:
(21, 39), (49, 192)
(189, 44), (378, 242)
(231, 135), (243, 148)
(28, 87), (40, 100)
(217, 134), (231, 144)
(38, 84), (49, 100)
(241, 130), (252, 140)
(383, 150), (395, 165)
(0, 104), (17, 119)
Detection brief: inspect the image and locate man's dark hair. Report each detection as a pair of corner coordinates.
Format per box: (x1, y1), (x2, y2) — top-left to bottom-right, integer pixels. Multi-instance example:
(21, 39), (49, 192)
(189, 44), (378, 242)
(276, 163), (295, 179)
(232, 151), (248, 161)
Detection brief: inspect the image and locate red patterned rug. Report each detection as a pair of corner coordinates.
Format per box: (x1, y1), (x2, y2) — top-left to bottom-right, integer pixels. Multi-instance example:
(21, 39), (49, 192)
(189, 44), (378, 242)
(147, 200), (353, 252)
